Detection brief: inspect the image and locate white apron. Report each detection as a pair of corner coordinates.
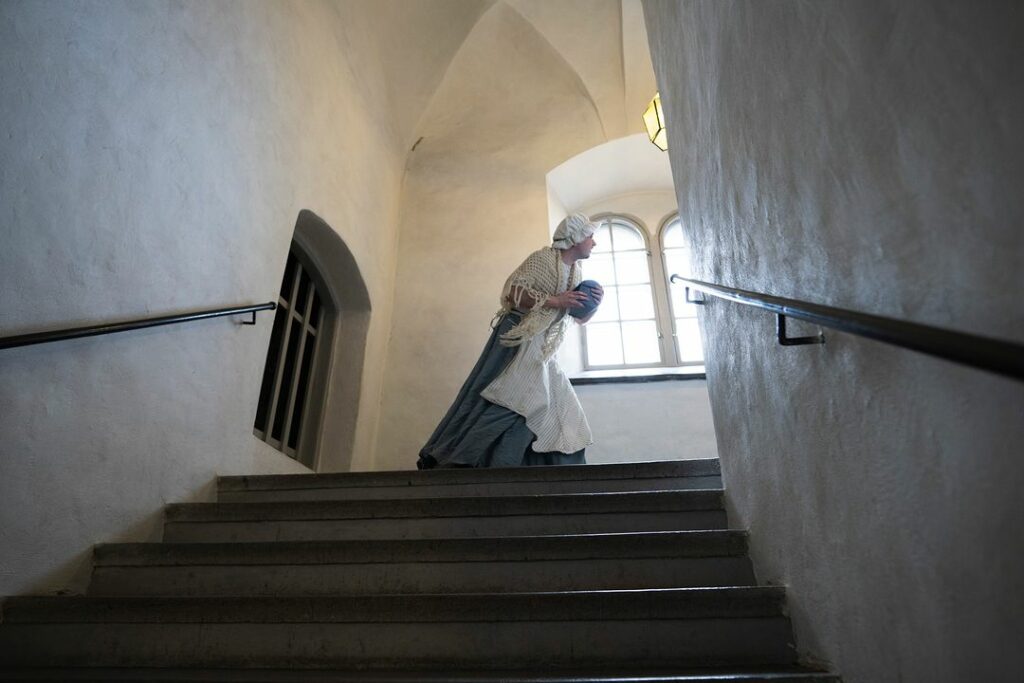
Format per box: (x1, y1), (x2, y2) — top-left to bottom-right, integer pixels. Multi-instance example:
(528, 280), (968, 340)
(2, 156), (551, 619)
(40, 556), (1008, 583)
(481, 260), (593, 453)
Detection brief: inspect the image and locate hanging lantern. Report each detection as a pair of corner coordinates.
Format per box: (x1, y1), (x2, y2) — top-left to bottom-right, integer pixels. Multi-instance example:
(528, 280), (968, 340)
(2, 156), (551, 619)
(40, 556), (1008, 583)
(642, 92), (668, 151)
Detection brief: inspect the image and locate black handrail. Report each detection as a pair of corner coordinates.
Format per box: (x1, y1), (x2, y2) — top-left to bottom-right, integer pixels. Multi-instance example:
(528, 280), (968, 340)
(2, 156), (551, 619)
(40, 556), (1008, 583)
(0, 302), (276, 351)
(670, 275), (1024, 382)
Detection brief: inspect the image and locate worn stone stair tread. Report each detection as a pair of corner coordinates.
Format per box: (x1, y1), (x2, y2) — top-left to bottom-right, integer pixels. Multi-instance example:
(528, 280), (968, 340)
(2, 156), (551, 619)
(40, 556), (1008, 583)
(94, 531), (749, 566)
(2, 587), (786, 623)
(0, 457), (823, 677)
(217, 475), (724, 503)
(165, 490), (724, 523)
(218, 459), (722, 493)
(0, 666), (841, 681)
(88, 530), (757, 597)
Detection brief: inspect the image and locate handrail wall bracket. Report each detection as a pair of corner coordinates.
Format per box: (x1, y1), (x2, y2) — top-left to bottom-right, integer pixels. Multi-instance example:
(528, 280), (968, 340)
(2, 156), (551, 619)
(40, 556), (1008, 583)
(777, 314), (825, 346)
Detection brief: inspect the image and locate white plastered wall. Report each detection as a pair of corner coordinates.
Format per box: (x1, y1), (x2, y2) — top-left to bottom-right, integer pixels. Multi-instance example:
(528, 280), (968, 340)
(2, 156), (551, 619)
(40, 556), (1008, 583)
(644, 1), (1024, 680)
(0, 0), (488, 595)
(577, 381), (717, 464)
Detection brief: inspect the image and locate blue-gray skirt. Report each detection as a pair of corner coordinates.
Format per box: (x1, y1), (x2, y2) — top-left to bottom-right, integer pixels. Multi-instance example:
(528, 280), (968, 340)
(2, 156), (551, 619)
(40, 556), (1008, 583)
(417, 313), (586, 469)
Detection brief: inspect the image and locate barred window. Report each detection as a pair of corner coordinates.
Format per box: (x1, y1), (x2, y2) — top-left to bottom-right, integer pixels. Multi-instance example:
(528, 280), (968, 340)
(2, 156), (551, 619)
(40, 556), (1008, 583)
(253, 246), (325, 464)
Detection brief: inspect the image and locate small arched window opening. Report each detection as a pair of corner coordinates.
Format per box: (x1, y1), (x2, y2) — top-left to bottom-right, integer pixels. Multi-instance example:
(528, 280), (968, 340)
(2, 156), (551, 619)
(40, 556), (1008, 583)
(254, 242), (333, 467)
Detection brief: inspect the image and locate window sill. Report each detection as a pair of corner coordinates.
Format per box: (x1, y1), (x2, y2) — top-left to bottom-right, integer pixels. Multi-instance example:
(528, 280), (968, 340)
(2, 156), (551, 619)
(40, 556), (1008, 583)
(570, 366), (706, 386)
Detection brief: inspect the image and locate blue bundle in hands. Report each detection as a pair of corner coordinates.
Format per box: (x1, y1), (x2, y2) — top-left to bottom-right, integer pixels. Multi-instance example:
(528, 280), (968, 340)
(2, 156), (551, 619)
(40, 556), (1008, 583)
(569, 280), (602, 319)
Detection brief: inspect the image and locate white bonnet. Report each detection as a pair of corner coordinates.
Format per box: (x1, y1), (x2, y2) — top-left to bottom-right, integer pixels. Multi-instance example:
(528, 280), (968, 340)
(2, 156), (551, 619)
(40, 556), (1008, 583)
(552, 213), (597, 250)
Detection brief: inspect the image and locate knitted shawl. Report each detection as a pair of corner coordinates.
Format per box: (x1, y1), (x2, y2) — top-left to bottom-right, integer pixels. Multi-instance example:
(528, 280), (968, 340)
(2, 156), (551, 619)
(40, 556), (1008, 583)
(493, 247), (581, 360)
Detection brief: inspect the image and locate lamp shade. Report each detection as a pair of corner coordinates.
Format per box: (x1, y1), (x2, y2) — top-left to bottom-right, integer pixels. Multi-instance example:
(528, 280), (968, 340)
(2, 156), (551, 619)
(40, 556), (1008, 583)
(642, 92), (668, 151)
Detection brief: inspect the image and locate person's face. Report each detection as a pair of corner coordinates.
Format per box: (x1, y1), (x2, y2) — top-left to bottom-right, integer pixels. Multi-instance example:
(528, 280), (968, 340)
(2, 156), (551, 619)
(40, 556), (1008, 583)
(576, 235), (596, 259)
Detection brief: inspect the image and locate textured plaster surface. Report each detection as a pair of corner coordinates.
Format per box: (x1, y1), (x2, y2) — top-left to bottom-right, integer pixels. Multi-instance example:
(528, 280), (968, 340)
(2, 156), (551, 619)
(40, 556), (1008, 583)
(0, 0), (481, 595)
(506, 0), (626, 139)
(578, 381), (717, 464)
(621, 0), (659, 135)
(504, 0), (657, 141)
(547, 133), (675, 215)
(644, 1), (1024, 681)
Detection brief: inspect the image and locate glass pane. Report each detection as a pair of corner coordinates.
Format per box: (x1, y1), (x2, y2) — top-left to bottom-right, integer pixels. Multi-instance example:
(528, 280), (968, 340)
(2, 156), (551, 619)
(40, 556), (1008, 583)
(611, 223), (645, 251)
(664, 247), (692, 280)
(590, 285), (618, 323)
(617, 284), (655, 320)
(653, 128), (667, 151)
(662, 220), (686, 248)
(675, 317), (705, 363)
(622, 321), (661, 364)
(583, 254), (616, 285)
(614, 251), (650, 285)
(591, 224), (612, 253)
(670, 283), (699, 318)
(643, 101), (661, 138)
(585, 323), (624, 366)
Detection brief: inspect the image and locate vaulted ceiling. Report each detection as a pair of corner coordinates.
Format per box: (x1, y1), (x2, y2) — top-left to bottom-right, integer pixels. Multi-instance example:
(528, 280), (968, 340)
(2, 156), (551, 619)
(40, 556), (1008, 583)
(339, 0), (659, 155)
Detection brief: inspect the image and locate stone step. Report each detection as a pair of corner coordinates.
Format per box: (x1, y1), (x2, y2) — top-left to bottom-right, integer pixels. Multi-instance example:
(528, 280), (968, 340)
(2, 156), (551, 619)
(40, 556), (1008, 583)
(0, 588), (795, 670)
(163, 490), (728, 543)
(217, 460), (723, 502)
(88, 531), (755, 596)
(0, 666), (842, 681)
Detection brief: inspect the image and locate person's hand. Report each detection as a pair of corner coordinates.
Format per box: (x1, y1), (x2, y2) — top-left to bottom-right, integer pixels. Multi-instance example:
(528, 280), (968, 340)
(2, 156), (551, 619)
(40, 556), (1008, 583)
(591, 284), (604, 305)
(547, 290), (589, 309)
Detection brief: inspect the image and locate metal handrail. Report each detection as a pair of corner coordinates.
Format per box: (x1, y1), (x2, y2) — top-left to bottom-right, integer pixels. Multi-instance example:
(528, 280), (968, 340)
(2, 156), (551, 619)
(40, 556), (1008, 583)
(0, 302), (276, 351)
(670, 275), (1024, 381)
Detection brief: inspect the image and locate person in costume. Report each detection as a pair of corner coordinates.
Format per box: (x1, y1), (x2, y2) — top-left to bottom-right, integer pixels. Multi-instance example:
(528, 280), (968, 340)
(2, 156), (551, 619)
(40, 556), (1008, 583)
(417, 213), (604, 469)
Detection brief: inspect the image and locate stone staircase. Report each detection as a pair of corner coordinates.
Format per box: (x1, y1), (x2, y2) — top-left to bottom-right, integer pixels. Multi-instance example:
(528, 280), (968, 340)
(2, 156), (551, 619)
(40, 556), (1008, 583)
(0, 460), (840, 681)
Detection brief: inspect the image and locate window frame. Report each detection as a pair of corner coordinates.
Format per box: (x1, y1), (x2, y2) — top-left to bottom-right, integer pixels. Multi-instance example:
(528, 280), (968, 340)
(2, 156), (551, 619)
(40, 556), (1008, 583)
(577, 211), (703, 371)
(658, 212), (704, 367)
(579, 214), (671, 370)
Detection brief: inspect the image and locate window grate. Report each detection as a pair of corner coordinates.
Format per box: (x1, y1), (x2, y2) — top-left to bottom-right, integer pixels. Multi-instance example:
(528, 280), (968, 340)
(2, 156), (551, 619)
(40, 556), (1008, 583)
(254, 246), (323, 461)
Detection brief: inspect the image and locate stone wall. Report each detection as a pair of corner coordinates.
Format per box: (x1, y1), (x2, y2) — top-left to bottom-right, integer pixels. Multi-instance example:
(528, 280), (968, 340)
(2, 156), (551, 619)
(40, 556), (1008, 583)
(0, 0), (486, 595)
(643, 1), (1024, 680)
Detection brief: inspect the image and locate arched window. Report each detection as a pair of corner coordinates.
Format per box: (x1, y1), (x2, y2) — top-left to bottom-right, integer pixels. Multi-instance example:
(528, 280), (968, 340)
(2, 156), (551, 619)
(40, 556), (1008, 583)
(574, 212), (705, 371)
(661, 215), (704, 364)
(580, 216), (661, 368)
(255, 210), (369, 472)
